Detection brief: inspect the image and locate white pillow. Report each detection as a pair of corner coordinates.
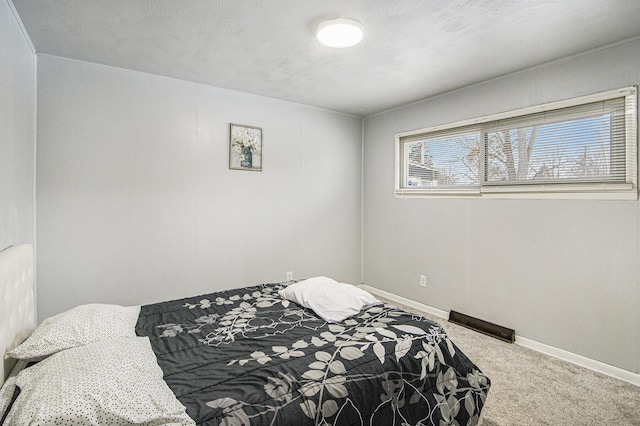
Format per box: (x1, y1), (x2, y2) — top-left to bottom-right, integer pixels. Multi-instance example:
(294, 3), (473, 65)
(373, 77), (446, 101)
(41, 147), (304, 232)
(278, 276), (380, 323)
(2, 337), (194, 425)
(7, 303), (140, 361)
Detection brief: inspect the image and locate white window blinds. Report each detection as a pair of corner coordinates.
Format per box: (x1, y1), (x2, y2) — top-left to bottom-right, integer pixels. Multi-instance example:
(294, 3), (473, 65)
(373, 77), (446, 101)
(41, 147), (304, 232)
(484, 98), (627, 185)
(395, 87), (637, 199)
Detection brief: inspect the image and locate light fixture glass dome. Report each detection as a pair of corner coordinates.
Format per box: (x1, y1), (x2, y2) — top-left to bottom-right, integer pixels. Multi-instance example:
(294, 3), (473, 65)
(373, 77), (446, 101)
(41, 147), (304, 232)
(316, 18), (364, 48)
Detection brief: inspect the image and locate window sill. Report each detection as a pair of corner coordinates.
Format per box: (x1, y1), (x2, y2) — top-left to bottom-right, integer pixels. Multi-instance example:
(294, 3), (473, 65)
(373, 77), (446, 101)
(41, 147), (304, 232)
(395, 183), (638, 200)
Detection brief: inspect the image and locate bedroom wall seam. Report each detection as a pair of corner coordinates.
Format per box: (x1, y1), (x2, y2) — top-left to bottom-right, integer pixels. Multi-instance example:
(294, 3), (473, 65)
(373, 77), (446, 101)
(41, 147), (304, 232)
(360, 117), (364, 285)
(194, 90), (199, 286)
(360, 284), (640, 387)
(32, 49), (37, 325)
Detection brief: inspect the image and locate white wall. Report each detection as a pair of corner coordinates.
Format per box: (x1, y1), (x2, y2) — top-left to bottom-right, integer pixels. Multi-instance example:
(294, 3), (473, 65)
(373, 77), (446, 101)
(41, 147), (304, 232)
(363, 37), (640, 374)
(36, 55), (362, 321)
(0, 0), (35, 251)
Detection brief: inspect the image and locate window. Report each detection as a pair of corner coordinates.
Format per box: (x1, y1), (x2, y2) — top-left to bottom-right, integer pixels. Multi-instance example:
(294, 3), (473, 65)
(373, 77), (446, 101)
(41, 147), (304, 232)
(395, 87), (637, 199)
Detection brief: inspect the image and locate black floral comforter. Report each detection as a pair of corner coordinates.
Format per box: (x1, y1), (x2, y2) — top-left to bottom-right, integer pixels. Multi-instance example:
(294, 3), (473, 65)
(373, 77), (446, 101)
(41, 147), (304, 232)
(135, 283), (490, 425)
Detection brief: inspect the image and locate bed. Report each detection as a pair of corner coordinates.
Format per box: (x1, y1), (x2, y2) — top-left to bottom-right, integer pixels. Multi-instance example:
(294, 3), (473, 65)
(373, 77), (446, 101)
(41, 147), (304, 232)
(1, 245), (490, 425)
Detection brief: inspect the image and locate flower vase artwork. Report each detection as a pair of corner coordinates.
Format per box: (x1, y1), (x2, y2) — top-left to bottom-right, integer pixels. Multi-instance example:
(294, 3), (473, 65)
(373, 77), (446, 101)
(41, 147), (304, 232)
(230, 124), (262, 171)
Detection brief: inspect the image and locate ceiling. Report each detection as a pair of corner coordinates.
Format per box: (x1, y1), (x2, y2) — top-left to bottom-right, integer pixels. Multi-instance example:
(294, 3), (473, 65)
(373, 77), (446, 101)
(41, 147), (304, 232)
(11, 0), (640, 116)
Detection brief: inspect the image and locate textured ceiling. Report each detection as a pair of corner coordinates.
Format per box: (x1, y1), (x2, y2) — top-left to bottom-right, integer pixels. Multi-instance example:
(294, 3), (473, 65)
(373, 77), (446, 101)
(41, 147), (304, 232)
(11, 0), (640, 116)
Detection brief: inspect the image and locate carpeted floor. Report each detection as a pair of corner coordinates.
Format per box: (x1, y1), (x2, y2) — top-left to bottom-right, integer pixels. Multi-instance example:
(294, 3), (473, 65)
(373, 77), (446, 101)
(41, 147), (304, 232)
(376, 296), (640, 425)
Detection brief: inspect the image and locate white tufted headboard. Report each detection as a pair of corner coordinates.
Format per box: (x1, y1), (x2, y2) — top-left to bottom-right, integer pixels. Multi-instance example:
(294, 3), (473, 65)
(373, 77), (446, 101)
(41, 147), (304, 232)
(0, 244), (35, 386)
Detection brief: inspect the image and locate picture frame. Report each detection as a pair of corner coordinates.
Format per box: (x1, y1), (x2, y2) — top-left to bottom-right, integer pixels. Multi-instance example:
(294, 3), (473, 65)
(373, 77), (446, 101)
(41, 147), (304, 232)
(229, 123), (263, 171)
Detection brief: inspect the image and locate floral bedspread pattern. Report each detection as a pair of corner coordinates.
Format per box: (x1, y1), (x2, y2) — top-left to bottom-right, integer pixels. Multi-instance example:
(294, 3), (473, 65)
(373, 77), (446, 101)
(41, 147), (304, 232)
(136, 283), (490, 426)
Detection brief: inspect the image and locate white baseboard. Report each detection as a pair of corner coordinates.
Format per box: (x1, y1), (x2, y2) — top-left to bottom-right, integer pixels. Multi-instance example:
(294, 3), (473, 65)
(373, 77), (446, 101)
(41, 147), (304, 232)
(360, 285), (640, 387)
(514, 336), (640, 387)
(360, 284), (449, 319)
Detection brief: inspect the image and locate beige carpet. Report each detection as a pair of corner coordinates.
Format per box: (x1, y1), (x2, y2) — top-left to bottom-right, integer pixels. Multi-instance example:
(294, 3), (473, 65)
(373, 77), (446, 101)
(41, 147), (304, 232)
(377, 297), (640, 425)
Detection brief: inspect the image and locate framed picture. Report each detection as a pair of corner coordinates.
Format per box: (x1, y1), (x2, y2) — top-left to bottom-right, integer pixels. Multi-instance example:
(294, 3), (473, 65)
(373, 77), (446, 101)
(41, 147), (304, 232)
(229, 123), (263, 171)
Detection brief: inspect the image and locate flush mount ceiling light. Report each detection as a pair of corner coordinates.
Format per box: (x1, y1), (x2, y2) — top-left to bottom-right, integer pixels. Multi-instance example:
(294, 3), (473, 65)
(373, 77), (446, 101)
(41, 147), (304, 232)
(316, 18), (364, 48)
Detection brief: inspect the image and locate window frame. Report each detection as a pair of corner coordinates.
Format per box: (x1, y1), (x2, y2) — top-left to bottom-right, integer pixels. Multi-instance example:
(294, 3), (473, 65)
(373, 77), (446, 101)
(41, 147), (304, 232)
(394, 87), (638, 200)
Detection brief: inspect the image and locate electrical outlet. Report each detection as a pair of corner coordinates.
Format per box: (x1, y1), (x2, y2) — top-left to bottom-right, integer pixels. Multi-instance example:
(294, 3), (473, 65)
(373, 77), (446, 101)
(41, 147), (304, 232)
(420, 275), (427, 287)
(286, 271), (294, 282)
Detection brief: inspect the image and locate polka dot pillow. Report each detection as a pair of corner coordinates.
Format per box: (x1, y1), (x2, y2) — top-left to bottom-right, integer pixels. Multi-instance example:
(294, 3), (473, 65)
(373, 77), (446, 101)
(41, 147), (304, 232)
(1, 337), (194, 425)
(7, 304), (141, 361)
